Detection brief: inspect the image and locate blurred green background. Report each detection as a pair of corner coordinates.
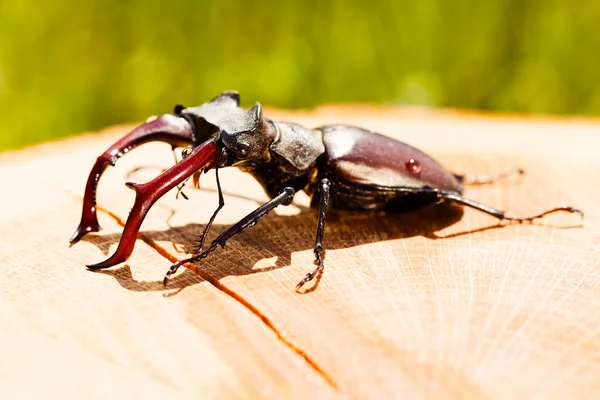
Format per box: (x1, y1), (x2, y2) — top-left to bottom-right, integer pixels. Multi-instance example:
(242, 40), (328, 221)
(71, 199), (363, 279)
(1, 0), (599, 150)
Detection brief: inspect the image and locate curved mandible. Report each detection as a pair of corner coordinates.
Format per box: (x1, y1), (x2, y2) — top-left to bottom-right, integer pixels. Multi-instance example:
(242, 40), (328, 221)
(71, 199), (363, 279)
(86, 139), (219, 269)
(70, 115), (195, 244)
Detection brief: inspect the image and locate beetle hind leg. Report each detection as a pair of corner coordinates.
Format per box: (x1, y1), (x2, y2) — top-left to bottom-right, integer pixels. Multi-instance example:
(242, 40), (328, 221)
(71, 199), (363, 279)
(437, 190), (583, 223)
(295, 246), (326, 291)
(496, 206), (583, 223)
(296, 178), (331, 291)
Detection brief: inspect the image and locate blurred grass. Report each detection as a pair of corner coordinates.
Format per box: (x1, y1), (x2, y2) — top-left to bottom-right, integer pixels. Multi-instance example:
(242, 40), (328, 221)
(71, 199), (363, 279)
(0, 0), (599, 150)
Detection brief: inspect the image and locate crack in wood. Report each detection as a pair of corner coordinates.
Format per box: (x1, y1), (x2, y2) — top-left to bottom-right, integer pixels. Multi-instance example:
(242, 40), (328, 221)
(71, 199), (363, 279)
(96, 205), (341, 393)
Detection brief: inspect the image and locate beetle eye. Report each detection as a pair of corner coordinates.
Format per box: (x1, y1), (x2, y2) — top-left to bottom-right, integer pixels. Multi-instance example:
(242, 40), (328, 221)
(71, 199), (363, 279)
(237, 144), (250, 158)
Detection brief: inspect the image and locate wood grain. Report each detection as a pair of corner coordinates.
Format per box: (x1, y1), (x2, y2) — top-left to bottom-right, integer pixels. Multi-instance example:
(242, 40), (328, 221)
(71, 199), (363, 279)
(1, 106), (599, 399)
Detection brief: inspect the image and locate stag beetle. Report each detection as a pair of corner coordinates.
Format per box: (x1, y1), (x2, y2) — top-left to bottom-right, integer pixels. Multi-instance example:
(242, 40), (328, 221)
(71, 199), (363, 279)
(70, 91), (583, 290)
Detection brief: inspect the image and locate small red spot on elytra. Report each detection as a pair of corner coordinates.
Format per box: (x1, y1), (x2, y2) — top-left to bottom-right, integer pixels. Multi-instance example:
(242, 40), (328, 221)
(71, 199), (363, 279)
(405, 158), (421, 174)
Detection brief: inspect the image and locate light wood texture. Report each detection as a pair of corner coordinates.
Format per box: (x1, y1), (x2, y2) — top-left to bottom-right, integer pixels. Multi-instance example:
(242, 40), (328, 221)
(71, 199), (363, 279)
(1, 105), (599, 399)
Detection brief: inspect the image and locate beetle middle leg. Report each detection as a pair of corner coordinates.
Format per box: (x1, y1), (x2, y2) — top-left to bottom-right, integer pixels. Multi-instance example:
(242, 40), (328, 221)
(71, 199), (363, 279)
(454, 167), (525, 186)
(164, 187), (296, 286)
(296, 178), (331, 290)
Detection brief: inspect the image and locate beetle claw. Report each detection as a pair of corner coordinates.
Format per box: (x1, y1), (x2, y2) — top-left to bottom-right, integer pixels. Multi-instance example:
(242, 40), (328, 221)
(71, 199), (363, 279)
(163, 260), (186, 286)
(295, 275), (312, 290)
(295, 271), (317, 291)
(295, 262), (324, 291)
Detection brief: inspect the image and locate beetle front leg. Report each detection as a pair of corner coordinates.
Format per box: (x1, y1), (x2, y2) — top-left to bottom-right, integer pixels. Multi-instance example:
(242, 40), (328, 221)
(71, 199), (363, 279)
(70, 114), (195, 244)
(164, 187), (296, 286)
(296, 178), (331, 290)
(193, 149), (226, 253)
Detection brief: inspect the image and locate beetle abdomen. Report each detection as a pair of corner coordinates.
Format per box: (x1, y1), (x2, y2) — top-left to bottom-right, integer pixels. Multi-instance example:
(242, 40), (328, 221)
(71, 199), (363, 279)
(319, 125), (462, 192)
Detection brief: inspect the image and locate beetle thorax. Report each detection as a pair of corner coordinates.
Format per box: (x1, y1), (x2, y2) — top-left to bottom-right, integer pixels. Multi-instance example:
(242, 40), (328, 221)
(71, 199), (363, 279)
(237, 120), (326, 198)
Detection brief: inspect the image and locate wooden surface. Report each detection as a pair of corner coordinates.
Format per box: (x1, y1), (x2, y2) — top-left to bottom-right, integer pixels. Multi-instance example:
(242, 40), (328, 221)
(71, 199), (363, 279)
(1, 105), (599, 399)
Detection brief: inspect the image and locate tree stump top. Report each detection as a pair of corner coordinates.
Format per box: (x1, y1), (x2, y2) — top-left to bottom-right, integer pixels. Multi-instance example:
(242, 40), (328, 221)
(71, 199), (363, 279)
(1, 105), (599, 399)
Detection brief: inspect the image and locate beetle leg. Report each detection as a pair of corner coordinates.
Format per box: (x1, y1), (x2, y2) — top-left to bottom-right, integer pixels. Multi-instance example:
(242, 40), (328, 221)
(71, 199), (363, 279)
(296, 178), (331, 290)
(340, 181), (583, 224)
(70, 115), (195, 245)
(435, 189), (583, 222)
(164, 187), (296, 286)
(174, 146), (198, 200)
(85, 139), (219, 270)
(454, 167), (525, 186)
(193, 149), (226, 253)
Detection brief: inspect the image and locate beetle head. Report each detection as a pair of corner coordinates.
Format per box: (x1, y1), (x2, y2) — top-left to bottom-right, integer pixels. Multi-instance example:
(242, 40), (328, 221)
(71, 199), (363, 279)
(178, 91), (273, 166)
(220, 101), (274, 166)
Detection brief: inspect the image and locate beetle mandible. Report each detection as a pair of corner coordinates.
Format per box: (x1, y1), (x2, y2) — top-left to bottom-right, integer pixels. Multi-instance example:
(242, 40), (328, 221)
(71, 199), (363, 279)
(70, 91), (583, 290)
